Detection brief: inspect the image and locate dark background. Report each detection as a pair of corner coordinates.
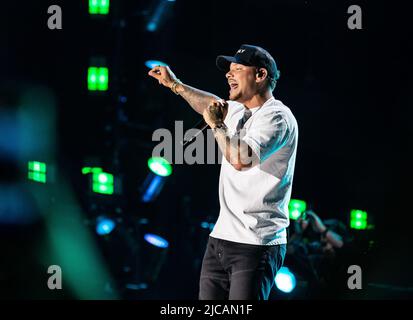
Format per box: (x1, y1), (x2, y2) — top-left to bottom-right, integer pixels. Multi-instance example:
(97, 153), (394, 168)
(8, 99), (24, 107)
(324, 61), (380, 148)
(0, 0), (411, 299)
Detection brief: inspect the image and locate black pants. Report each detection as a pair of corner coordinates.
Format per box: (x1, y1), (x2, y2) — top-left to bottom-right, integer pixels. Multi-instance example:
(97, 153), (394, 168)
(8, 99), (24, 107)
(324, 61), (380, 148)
(199, 236), (286, 300)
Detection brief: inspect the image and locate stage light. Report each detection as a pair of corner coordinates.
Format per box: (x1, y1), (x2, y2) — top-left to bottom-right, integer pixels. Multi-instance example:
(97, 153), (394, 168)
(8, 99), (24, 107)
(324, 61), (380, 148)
(147, 157), (172, 177)
(288, 199), (306, 220)
(141, 175), (164, 203)
(125, 283), (148, 290)
(350, 209), (368, 230)
(89, 0), (110, 15)
(82, 167), (103, 175)
(140, 157), (172, 203)
(28, 161), (47, 183)
(96, 216), (116, 235)
(145, 60), (168, 69)
(146, 0), (175, 32)
(140, 233), (169, 284)
(144, 233), (169, 248)
(92, 171), (114, 195)
(88, 67), (109, 91)
(147, 22), (157, 32)
(275, 267), (296, 293)
(200, 221), (215, 231)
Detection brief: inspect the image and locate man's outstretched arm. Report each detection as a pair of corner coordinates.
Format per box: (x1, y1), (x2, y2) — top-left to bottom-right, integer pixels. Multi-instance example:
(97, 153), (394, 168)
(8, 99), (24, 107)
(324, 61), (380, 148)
(148, 65), (257, 170)
(148, 65), (220, 115)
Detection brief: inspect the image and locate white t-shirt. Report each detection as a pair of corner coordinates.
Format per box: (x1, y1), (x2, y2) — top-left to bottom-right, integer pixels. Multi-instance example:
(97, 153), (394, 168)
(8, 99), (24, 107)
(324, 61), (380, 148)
(209, 96), (298, 245)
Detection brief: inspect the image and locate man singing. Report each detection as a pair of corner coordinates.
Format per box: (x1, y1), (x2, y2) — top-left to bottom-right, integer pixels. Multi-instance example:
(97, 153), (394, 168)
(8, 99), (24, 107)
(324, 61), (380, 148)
(148, 44), (298, 300)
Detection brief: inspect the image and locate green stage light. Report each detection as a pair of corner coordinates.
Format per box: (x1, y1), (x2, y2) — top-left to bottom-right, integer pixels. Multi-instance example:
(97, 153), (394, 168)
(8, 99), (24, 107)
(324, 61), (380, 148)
(148, 157), (172, 177)
(350, 209), (368, 230)
(288, 199), (307, 220)
(88, 67), (108, 91)
(92, 172), (114, 195)
(82, 167), (103, 175)
(89, 0), (110, 15)
(28, 161), (47, 183)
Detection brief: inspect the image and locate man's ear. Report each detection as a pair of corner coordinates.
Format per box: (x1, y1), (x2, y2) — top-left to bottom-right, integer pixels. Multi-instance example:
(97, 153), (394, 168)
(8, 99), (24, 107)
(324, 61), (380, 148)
(256, 68), (268, 84)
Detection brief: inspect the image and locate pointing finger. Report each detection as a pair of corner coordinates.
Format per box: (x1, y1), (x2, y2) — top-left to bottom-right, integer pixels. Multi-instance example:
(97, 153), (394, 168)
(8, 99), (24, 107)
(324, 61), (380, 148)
(148, 69), (161, 79)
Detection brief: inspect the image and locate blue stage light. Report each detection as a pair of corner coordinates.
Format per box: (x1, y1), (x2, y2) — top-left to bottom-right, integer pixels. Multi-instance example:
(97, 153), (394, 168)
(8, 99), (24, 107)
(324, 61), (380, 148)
(142, 175), (164, 203)
(200, 221), (215, 231)
(145, 60), (168, 69)
(201, 222), (210, 229)
(146, 0), (175, 32)
(144, 233), (169, 248)
(146, 21), (157, 32)
(275, 267), (296, 293)
(96, 216), (116, 235)
(140, 157), (172, 203)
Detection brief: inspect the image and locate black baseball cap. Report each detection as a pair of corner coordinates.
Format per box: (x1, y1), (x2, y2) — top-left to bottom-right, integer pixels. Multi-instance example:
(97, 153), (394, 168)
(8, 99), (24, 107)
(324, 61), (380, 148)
(216, 44), (280, 81)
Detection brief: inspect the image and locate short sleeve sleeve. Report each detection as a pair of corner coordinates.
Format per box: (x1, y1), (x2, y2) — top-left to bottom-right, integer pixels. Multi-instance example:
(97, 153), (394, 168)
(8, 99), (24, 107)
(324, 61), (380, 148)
(242, 110), (290, 162)
(224, 100), (242, 126)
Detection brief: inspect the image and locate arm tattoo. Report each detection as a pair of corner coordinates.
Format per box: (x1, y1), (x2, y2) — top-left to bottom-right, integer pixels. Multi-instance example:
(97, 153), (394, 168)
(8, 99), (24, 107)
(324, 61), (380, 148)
(212, 125), (258, 170)
(176, 83), (220, 114)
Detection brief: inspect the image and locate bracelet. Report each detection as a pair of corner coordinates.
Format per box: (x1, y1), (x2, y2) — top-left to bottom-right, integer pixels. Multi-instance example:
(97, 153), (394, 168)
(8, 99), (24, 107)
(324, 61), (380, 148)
(171, 79), (182, 95)
(212, 123), (227, 134)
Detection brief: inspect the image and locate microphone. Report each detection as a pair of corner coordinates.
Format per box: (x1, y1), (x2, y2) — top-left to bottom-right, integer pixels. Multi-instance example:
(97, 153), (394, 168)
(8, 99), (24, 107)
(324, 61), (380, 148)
(180, 119), (209, 147)
(180, 99), (227, 147)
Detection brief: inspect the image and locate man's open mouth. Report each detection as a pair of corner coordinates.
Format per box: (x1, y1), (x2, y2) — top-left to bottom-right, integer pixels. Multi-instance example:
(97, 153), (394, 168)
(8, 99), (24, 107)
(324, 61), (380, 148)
(229, 82), (238, 90)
